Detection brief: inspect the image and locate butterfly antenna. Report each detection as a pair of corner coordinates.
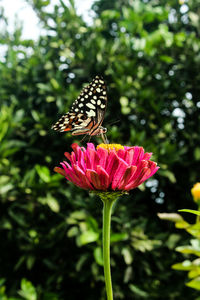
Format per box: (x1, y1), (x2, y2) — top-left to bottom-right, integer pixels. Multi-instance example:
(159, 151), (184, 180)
(106, 119), (120, 126)
(80, 134), (88, 143)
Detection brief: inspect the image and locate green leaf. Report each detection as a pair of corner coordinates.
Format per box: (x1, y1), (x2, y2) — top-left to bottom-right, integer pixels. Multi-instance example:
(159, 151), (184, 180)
(50, 78), (60, 90)
(122, 247), (133, 265)
(94, 247), (103, 266)
(194, 147), (200, 160)
(0, 182), (13, 195)
(77, 231), (99, 246)
(66, 211), (88, 224)
(31, 110), (40, 122)
(172, 260), (193, 271)
(67, 226), (79, 237)
(186, 277), (200, 290)
(35, 165), (51, 183)
(179, 209), (200, 216)
(46, 195), (60, 213)
(157, 213), (183, 222)
(18, 279), (37, 300)
(38, 193), (60, 213)
(175, 245), (200, 256)
(159, 169), (176, 183)
(110, 232), (128, 243)
(85, 216), (99, 233)
(189, 267), (200, 279)
(70, 211), (87, 220)
(0, 278), (6, 287)
(26, 256), (35, 270)
(101, 10), (120, 19)
(159, 55), (174, 63)
(129, 284), (148, 298)
(36, 83), (51, 92)
(166, 234), (181, 249)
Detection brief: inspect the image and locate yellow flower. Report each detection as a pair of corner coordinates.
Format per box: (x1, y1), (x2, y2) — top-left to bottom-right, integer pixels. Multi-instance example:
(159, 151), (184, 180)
(191, 183), (200, 202)
(97, 143), (124, 152)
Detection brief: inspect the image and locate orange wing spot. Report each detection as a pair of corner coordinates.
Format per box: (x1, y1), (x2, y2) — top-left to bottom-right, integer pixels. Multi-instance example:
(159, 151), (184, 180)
(64, 127), (72, 132)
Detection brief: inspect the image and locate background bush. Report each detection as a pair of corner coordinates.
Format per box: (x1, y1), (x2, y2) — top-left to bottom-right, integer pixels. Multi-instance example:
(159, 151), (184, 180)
(1, 0), (200, 299)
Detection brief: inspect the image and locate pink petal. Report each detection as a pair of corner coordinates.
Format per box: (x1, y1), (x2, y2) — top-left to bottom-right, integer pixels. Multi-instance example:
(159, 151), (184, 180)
(54, 167), (66, 177)
(70, 152), (77, 164)
(71, 143), (84, 165)
(85, 148), (99, 170)
(64, 151), (71, 161)
(129, 160), (148, 183)
(60, 163), (80, 185)
(87, 143), (96, 151)
(74, 149), (86, 171)
(138, 168), (152, 185)
(151, 166), (159, 176)
(148, 161), (158, 173)
(97, 147), (108, 169)
(143, 152), (152, 160)
(124, 148), (135, 165)
(138, 147), (145, 161)
(105, 151), (120, 182)
(61, 162), (73, 173)
(63, 168), (81, 186)
(85, 169), (103, 190)
(63, 160), (73, 169)
(64, 172), (81, 187)
(111, 158), (129, 190)
(73, 165), (94, 189)
(118, 166), (137, 190)
(132, 147), (144, 165)
(96, 165), (110, 189)
(117, 149), (126, 161)
(124, 167), (150, 190)
(71, 143), (80, 155)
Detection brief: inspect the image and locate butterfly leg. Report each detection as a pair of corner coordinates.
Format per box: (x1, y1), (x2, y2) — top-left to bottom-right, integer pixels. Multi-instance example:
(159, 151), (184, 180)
(101, 132), (109, 144)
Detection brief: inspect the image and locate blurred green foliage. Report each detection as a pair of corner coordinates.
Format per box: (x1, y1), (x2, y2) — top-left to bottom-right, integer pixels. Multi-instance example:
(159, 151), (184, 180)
(1, 0), (200, 298)
(159, 208), (200, 293)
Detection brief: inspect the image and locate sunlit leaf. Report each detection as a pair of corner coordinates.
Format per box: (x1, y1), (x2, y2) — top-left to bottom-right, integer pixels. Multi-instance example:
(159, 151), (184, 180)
(18, 279), (37, 300)
(179, 209), (200, 216)
(77, 231), (99, 246)
(186, 277), (200, 290)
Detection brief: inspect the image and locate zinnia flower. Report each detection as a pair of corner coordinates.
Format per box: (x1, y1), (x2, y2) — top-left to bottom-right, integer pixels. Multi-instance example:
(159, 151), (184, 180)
(191, 182), (200, 203)
(54, 143), (159, 191)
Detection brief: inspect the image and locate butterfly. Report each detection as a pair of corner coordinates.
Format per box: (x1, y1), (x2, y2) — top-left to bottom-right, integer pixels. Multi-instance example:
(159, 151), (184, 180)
(51, 76), (108, 143)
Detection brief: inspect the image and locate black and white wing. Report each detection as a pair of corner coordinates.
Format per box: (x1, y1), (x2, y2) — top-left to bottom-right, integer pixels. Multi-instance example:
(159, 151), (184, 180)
(51, 75), (107, 134)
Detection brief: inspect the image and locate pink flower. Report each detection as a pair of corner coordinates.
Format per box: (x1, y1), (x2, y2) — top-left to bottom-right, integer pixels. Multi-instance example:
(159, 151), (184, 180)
(54, 143), (159, 191)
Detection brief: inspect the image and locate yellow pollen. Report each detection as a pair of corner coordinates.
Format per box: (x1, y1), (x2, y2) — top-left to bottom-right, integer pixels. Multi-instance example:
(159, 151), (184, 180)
(191, 183), (200, 202)
(97, 143), (124, 152)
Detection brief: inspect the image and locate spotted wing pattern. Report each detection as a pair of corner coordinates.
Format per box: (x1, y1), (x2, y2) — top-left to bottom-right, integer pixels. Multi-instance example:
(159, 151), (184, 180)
(51, 76), (107, 135)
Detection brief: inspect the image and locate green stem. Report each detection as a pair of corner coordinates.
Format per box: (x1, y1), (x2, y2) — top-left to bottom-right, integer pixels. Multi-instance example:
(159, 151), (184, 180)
(92, 191), (124, 300)
(102, 198), (115, 300)
(196, 206), (200, 223)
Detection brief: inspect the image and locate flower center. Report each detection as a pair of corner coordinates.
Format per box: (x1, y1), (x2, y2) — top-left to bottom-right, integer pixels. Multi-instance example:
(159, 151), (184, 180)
(97, 143), (124, 152)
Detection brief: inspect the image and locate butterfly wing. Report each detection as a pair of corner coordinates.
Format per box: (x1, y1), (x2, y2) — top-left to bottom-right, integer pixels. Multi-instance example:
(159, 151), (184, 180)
(51, 76), (107, 135)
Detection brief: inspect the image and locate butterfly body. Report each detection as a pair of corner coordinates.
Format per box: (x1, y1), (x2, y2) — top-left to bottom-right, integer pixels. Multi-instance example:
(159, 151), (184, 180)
(51, 76), (108, 142)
